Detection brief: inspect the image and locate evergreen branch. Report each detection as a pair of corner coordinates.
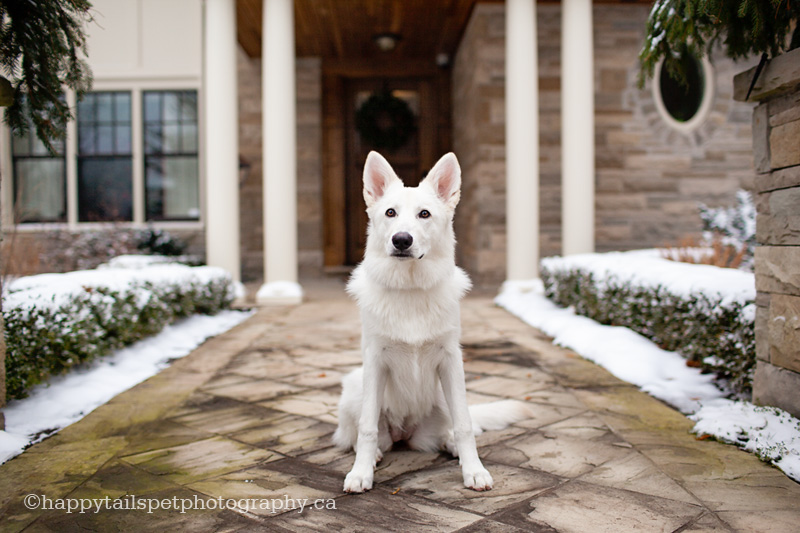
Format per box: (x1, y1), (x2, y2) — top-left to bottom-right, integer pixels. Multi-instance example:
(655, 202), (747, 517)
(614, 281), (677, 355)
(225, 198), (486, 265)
(639, 0), (799, 87)
(0, 0), (93, 154)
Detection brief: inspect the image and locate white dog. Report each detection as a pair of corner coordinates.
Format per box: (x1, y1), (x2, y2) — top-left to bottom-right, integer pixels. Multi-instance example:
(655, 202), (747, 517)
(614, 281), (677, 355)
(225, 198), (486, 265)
(333, 151), (530, 493)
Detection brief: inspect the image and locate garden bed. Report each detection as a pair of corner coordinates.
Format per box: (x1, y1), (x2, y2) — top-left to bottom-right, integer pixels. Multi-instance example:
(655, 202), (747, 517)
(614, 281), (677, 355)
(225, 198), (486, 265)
(539, 249), (755, 396)
(3, 256), (238, 401)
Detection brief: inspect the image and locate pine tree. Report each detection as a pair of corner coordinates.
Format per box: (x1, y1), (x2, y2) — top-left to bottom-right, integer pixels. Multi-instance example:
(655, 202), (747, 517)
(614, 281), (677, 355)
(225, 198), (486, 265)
(639, 0), (799, 86)
(0, 0), (93, 153)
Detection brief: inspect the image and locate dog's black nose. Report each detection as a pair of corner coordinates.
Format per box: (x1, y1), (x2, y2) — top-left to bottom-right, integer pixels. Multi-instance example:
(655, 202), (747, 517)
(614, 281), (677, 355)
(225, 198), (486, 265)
(392, 232), (413, 251)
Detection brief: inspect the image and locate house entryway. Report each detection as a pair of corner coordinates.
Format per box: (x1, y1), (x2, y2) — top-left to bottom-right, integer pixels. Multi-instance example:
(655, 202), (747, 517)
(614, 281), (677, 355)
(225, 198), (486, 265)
(322, 67), (451, 268)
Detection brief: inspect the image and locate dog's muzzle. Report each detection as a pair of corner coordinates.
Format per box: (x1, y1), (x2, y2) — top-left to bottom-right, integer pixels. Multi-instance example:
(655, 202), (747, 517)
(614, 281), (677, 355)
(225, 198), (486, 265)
(391, 232), (413, 257)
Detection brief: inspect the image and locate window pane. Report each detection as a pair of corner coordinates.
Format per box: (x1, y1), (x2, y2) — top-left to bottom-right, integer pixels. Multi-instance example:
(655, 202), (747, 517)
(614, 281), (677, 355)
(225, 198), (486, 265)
(78, 97), (94, 123)
(78, 91), (131, 157)
(96, 93), (113, 122)
(145, 158), (164, 219)
(31, 133), (59, 156)
(115, 93), (131, 122)
(15, 159), (66, 222)
(163, 92), (180, 122)
(79, 127), (96, 155)
(12, 131), (31, 156)
(144, 93), (161, 123)
(659, 51), (705, 123)
(115, 125), (131, 153)
(163, 124), (180, 153)
(78, 158), (133, 222)
(181, 124), (198, 152)
(144, 124), (162, 154)
(180, 92), (197, 121)
(96, 125), (114, 154)
(142, 90), (199, 221)
(146, 156), (199, 220)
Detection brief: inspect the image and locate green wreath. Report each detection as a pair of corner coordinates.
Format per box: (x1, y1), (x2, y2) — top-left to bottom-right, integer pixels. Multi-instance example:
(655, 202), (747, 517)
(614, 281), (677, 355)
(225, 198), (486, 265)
(355, 90), (417, 151)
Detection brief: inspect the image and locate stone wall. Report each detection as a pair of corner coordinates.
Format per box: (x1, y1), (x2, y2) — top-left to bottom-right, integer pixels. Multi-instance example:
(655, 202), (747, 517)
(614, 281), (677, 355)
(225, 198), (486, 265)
(453, 3), (756, 289)
(736, 48), (800, 418)
(237, 50), (323, 282)
(452, 4), (506, 288)
(0, 228), (204, 277)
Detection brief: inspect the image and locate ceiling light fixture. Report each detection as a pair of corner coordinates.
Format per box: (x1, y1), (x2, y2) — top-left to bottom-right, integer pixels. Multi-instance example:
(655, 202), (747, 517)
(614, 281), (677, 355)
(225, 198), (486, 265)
(373, 32), (401, 52)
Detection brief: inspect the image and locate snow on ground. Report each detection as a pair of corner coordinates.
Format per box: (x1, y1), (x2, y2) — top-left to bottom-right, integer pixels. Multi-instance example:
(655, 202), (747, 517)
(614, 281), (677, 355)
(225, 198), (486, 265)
(691, 400), (800, 481)
(497, 267), (800, 483)
(496, 279), (724, 414)
(0, 309), (252, 464)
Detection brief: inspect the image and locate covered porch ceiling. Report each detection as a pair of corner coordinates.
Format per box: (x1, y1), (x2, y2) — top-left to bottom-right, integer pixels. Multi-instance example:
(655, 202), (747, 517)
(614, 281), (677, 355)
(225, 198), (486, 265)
(236, 0), (496, 61)
(237, 0), (656, 62)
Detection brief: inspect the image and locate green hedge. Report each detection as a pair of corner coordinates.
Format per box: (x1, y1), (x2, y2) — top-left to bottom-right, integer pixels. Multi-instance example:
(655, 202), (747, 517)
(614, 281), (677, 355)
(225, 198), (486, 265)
(540, 264), (755, 397)
(3, 264), (235, 401)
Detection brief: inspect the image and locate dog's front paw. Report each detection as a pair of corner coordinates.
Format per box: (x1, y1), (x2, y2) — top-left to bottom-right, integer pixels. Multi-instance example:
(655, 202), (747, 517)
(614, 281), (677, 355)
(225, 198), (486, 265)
(343, 468), (374, 493)
(463, 465), (493, 492)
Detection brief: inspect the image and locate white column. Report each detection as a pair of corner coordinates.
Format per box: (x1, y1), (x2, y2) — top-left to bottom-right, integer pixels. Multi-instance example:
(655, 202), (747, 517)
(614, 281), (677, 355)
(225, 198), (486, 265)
(561, 0), (595, 255)
(131, 88), (145, 226)
(65, 91), (78, 228)
(203, 0), (241, 281)
(256, 0), (302, 305)
(505, 0), (540, 281)
(0, 108), (13, 228)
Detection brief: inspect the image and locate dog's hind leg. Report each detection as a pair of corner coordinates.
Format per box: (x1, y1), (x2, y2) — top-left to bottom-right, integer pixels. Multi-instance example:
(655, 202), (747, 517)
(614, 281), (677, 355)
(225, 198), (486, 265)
(333, 368), (364, 450)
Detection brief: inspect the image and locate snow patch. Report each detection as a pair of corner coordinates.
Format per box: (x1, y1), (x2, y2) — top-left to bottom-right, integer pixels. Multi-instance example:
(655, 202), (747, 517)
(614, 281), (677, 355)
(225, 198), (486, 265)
(496, 281), (723, 414)
(496, 250), (799, 483)
(256, 281), (304, 304)
(691, 399), (800, 481)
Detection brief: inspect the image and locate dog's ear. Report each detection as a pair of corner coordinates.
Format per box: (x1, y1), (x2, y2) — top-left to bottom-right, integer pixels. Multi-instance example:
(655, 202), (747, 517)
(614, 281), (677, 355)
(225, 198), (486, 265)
(426, 153), (461, 209)
(363, 151), (401, 208)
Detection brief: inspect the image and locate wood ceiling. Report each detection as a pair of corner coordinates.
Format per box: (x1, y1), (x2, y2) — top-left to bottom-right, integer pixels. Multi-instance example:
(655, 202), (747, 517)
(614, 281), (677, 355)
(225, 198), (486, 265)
(237, 0), (656, 62)
(236, 0), (484, 61)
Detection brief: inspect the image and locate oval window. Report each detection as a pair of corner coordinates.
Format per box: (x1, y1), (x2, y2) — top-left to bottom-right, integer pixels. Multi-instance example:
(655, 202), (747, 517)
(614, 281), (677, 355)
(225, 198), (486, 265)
(653, 51), (714, 132)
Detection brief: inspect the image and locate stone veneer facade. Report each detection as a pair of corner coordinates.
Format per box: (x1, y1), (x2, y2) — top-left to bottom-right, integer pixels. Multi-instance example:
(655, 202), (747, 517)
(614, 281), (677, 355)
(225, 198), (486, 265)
(738, 48), (800, 418)
(238, 51), (323, 281)
(6, 4), (758, 290)
(452, 3), (757, 288)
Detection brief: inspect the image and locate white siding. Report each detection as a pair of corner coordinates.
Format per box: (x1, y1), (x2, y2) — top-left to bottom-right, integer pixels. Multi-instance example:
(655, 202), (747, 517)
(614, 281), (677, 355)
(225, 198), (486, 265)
(86, 0), (202, 80)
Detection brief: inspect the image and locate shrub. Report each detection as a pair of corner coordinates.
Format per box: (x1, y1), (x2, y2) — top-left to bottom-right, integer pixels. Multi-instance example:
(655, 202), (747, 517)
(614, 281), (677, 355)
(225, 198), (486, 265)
(698, 190), (756, 271)
(3, 261), (236, 400)
(541, 252), (755, 397)
(135, 229), (187, 256)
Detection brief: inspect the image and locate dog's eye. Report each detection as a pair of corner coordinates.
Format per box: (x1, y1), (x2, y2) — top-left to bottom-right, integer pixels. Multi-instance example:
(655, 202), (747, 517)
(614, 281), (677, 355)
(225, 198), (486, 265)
(385, 208), (397, 217)
(419, 210), (431, 219)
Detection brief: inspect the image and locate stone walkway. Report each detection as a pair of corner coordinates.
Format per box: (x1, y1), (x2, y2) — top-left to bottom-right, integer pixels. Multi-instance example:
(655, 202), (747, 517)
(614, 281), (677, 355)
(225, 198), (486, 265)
(1, 282), (799, 532)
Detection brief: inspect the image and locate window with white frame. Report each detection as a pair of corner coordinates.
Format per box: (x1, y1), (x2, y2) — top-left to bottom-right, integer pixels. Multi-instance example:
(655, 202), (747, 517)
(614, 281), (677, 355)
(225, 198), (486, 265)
(143, 91), (200, 221)
(77, 91), (133, 222)
(9, 89), (200, 225)
(11, 100), (67, 223)
(652, 50), (715, 133)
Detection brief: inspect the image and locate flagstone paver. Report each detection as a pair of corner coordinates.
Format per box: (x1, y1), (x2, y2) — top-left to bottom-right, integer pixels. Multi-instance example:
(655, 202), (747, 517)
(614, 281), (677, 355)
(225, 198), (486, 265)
(1, 280), (799, 532)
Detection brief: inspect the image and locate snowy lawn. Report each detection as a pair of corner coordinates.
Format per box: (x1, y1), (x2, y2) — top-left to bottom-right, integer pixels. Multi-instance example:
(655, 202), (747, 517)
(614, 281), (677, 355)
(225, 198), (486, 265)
(497, 252), (800, 483)
(0, 308), (252, 464)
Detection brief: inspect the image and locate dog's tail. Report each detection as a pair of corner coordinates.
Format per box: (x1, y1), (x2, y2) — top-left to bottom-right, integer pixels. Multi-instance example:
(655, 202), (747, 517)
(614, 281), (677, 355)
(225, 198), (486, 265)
(469, 400), (533, 435)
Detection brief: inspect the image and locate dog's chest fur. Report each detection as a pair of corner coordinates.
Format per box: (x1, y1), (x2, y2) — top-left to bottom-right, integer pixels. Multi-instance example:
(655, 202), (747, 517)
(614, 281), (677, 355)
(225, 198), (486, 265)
(347, 264), (470, 345)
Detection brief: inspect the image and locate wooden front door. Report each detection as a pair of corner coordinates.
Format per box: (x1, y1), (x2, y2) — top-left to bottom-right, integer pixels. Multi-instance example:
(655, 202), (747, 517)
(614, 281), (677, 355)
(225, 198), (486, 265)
(323, 68), (451, 269)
